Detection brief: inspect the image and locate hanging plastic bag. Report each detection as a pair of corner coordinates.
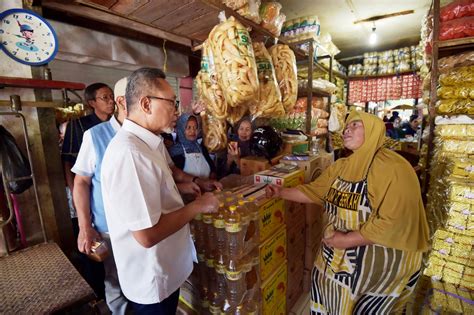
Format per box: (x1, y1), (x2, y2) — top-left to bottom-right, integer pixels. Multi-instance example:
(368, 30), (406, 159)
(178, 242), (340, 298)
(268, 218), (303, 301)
(328, 110), (340, 132)
(269, 44), (298, 113)
(208, 16), (259, 108)
(250, 42), (284, 119)
(440, 0), (474, 22)
(439, 16), (474, 41)
(0, 125), (33, 194)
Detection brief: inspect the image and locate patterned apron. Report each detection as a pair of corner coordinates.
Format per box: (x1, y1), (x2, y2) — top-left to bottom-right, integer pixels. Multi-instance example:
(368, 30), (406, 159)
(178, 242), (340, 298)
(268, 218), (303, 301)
(310, 154), (423, 314)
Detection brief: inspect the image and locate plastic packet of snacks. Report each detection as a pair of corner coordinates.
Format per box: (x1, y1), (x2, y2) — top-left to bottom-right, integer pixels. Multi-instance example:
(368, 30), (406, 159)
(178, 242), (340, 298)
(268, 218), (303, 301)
(449, 180), (474, 205)
(436, 99), (474, 115)
(437, 85), (474, 99)
(445, 201), (473, 237)
(435, 124), (474, 139)
(439, 65), (474, 86)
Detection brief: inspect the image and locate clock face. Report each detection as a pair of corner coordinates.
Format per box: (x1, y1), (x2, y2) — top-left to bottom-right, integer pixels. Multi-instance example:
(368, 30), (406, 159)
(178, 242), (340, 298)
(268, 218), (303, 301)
(0, 8), (58, 66)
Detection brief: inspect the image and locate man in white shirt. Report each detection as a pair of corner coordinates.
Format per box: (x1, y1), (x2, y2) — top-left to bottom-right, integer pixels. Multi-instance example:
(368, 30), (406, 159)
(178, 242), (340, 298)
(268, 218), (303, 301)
(101, 68), (220, 314)
(72, 77), (129, 314)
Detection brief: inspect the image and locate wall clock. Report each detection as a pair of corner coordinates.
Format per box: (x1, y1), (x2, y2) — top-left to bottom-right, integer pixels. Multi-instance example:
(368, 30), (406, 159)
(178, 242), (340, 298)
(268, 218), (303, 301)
(0, 8), (58, 66)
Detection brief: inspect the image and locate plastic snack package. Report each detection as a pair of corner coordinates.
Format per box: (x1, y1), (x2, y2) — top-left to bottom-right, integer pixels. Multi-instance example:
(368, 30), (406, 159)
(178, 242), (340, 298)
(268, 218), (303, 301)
(201, 112), (228, 152)
(236, 0), (261, 24)
(439, 16), (474, 41)
(197, 41), (228, 120)
(259, 1), (286, 36)
(440, 0), (474, 22)
(208, 16), (259, 108)
(269, 44), (298, 113)
(249, 42), (284, 119)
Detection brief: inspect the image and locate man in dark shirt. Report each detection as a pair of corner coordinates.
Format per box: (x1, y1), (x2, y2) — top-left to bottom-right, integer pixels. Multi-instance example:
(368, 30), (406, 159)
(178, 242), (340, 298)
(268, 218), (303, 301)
(62, 83), (115, 198)
(401, 114), (421, 137)
(61, 82), (114, 301)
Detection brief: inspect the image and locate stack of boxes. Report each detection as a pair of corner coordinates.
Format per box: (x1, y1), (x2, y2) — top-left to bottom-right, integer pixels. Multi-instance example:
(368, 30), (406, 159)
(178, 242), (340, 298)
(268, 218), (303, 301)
(254, 169), (305, 313)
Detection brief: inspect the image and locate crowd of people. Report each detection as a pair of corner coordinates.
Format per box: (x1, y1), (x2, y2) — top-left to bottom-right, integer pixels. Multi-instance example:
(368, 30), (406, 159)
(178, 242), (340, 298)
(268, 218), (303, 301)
(59, 67), (428, 314)
(383, 111), (422, 140)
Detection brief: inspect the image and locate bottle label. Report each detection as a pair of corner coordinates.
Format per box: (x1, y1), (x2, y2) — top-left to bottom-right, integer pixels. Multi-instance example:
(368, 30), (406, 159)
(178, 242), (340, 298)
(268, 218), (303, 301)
(197, 253), (206, 262)
(213, 219), (225, 228)
(206, 258), (215, 268)
(203, 214), (213, 224)
(215, 263), (226, 274)
(194, 213), (202, 221)
(209, 305), (221, 314)
(225, 269), (242, 281)
(225, 223), (242, 233)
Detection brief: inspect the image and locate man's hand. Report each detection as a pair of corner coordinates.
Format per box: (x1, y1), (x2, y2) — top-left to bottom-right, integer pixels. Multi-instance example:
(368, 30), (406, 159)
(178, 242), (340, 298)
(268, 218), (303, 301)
(193, 192), (219, 214)
(266, 184), (283, 198)
(78, 226), (101, 254)
(196, 178), (223, 192)
(177, 182), (201, 197)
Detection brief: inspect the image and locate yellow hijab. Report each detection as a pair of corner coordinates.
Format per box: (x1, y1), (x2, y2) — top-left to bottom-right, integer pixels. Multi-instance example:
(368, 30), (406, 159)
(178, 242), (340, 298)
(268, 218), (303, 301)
(298, 111), (430, 252)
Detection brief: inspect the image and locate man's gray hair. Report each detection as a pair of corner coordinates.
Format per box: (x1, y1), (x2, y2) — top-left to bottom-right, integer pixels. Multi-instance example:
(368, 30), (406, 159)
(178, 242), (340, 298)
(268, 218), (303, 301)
(126, 68), (166, 113)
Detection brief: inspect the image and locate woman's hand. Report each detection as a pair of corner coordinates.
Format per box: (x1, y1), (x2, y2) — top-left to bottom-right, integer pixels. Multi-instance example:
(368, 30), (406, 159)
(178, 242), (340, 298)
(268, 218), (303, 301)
(323, 231), (373, 249)
(227, 142), (240, 163)
(266, 184), (283, 199)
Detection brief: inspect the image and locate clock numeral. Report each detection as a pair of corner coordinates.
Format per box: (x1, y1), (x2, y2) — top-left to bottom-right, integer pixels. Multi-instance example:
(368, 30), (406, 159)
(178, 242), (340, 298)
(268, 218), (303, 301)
(3, 19), (10, 24)
(2, 41), (7, 46)
(45, 52), (49, 55)
(0, 30), (4, 34)
(12, 51), (17, 56)
(37, 57), (41, 61)
(25, 57), (29, 61)
(13, 14), (18, 19)
(50, 43), (53, 47)
(25, 15), (32, 20)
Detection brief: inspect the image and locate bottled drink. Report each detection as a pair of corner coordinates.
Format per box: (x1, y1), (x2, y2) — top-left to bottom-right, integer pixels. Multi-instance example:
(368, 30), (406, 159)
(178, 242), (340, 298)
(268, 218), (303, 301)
(225, 205), (246, 308)
(213, 202), (227, 258)
(214, 253), (227, 304)
(309, 136), (319, 156)
(203, 210), (216, 261)
(192, 213), (206, 255)
(225, 205), (244, 259)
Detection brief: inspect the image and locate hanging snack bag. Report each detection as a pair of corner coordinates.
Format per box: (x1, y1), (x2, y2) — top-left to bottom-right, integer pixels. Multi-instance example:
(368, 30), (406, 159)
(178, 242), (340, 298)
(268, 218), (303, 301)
(208, 16), (259, 108)
(250, 42), (285, 118)
(269, 44), (298, 113)
(197, 41), (228, 120)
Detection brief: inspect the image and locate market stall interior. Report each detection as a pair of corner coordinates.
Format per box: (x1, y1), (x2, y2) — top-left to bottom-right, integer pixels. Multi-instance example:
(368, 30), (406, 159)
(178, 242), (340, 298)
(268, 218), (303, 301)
(0, 0), (473, 314)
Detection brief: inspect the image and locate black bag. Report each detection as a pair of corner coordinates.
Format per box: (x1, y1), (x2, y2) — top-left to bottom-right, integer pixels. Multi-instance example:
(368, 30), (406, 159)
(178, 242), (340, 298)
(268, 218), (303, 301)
(0, 125), (33, 194)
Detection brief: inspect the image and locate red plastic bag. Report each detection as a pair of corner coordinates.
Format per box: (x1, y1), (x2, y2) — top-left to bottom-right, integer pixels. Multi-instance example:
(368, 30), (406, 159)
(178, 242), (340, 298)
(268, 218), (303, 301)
(440, 0), (474, 22)
(440, 16), (474, 40)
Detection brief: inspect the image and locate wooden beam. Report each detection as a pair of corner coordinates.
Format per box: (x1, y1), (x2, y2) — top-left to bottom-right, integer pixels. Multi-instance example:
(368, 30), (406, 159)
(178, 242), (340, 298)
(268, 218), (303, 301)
(0, 76), (85, 90)
(41, 0), (191, 47)
(353, 10), (415, 24)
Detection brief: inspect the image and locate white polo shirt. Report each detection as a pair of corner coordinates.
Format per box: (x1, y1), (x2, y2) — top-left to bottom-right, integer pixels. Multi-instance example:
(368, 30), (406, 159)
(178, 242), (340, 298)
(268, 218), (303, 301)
(72, 115), (121, 177)
(101, 119), (196, 304)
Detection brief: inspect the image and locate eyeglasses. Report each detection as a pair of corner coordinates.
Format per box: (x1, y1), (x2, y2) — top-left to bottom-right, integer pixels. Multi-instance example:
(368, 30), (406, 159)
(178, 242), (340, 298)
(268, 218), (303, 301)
(146, 95), (180, 110)
(344, 121), (364, 132)
(95, 94), (115, 102)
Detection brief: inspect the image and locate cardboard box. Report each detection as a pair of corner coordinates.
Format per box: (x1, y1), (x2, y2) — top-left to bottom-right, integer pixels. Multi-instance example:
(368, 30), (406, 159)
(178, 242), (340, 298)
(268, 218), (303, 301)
(280, 151), (333, 183)
(303, 268), (312, 292)
(282, 141), (309, 155)
(259, 226), (287, 281)
(306, 215), (324, 248)
(287, 258), (304, 290)
(247, 189), (285, 243)
(285, 201), (306, 228)
(304, 240), (321, 270)
(305, 202), (324, 227)
(287, 218), (305, 264)
(286, 280), (304, 313)
(261, 261), (287, 315)
(240, 156), (271, 176)
(254, 169), (305, 188)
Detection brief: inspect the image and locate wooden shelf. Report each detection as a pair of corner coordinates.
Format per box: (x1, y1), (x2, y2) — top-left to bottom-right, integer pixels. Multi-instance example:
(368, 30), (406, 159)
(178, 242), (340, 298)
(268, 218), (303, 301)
(0, 76), (85, 90)
(438, 37), (474, 50)
(298, 88), (332, 98)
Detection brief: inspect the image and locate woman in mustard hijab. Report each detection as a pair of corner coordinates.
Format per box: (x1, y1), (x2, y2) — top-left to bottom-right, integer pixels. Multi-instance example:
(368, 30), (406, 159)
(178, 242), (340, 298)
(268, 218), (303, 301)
(266, 111), (429, 314)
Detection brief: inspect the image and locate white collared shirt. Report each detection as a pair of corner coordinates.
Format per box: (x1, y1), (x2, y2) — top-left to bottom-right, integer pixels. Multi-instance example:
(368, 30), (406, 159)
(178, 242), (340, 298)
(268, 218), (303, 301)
(72, 115), (121, 177)
(100, 119), (196, 304)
